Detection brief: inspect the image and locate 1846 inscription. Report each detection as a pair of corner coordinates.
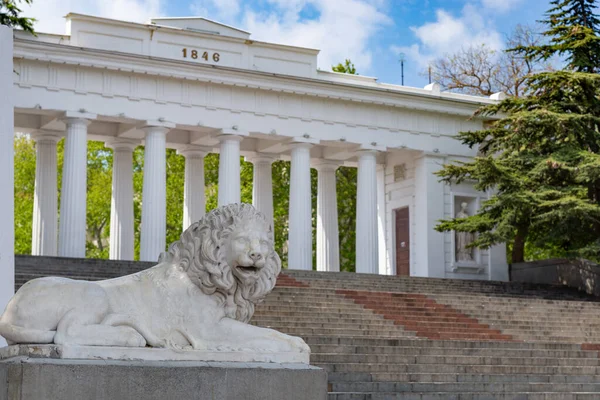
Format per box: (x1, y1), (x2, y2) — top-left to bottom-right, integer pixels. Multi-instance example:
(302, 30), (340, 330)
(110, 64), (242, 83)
(182, 48), (220, 62)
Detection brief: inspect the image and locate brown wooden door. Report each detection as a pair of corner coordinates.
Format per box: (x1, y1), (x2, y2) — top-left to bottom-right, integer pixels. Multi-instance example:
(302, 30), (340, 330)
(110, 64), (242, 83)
(395, 207), (410, 276)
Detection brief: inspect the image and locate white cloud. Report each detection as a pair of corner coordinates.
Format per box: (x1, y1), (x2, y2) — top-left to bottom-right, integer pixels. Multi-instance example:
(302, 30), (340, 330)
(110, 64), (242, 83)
(190, 0), (241, 24)
(242, 0), (392, 73)
(23, 0), (162, 35)
(25, 0), (391, 76)
(392, 3), (503, 68)
(481, 0), (523, 13)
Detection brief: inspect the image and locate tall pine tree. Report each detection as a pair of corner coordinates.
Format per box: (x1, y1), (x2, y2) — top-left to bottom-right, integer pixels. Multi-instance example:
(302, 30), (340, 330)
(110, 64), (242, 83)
(435, 0), (600, 263)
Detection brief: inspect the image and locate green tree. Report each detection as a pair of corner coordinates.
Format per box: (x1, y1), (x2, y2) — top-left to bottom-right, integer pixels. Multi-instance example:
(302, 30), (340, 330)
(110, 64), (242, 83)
(332, 59), (357, 75)
(1, 0), (35, 34)
(435, 0), (600, 263)
(516, 0), (600, 73)
(85, 142), (112, 258)
(336, 167), (357, 269)
(13, 134), (35, 255)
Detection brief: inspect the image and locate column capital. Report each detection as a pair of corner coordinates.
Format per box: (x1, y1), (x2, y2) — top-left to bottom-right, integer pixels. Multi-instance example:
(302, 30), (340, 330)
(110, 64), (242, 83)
(30, 130), (62, 143)
(356, 150), (379, 162)
(105, 138), (139, 151)
(143, 119), (176, 130)
(358, 142), (387, 152)
(291, 136), (320, 146)
(216, 134), (245, 143)
(63, 110), (97, 123)
(178, 145), (210, 158)
(219, 127), (250, 137)
(289, 142), (315, 151)
(245, 153), (278, 164)
(312, 159), (341, 171)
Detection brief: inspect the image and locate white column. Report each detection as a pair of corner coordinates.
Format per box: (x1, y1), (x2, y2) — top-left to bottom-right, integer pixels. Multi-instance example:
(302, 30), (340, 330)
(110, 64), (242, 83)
(140, 122), (173, 262)
(31, 132), (60, 256)
(288, 143), (313, 270)
(414, 153), (446, 278)
(377, 164), (389, 275)
(180, 147), (207, 230)
(0, 25), (14, 347)
(58, 112), (95, 258)
(217, 134), (244, 206)
(315, 161), (340, 272)
(356, 151), (379, 274)
(246, 154), (275, 229)
(107, 139), (137, 261)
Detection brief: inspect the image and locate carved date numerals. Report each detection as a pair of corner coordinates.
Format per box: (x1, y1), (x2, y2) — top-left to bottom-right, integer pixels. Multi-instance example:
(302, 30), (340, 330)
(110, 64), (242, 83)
(182, 48), (220, 62)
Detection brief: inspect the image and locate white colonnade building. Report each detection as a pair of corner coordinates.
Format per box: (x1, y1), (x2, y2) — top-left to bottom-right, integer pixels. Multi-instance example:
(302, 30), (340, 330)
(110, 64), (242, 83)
(3, 14), (509, 282)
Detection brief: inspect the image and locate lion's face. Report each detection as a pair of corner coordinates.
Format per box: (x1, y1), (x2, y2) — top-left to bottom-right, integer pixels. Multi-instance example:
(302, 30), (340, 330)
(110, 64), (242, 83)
(165, 203), (281, 323)
(226, 222), (273, 283)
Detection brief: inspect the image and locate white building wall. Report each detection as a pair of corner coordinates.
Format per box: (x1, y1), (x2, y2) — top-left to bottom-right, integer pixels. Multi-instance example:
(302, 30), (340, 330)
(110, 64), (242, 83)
(383, 151), (508, 281)
(383, 152), (417, 276)
(0, 25), (14, 347)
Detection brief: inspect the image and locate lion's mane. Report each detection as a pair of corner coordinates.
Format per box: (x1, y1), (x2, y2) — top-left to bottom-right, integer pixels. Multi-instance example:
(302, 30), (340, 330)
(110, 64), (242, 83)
(160, 203), (281, 323)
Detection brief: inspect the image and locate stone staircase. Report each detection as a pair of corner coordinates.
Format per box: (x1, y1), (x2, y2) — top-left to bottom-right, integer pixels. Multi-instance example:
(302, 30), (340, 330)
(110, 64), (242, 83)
(12, 256), (600, 399)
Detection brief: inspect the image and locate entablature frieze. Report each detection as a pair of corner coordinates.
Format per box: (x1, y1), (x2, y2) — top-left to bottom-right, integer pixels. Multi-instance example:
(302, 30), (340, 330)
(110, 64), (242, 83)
(13, 38), (493, 119)
(12, 41), (484, 159)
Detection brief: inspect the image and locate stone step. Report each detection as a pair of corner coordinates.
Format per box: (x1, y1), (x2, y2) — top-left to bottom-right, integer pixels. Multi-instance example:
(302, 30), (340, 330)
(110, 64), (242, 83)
(253, 312), (600, 326)
(316, 363), (600, 374)
(327, 372), (600, 383)
(329, 381), (600, 393)
(308, 345), (599, 358)
(302, 336), (590, 349)
(327, 392), (600, 400)
(254, 321), (504, 333)
(312, 354), (600, 366)
(254, 318), (600, 332)
(272, 328), (416, 337)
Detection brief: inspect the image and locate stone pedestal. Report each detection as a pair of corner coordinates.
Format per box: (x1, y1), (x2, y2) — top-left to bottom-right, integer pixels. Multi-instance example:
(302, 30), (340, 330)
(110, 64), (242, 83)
(0, 346), (326, 400)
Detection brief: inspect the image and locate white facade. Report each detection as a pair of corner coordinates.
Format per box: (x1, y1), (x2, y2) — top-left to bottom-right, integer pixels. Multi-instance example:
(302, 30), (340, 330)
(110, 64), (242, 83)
(4, 13), (508, 287)
(1, 25), (15, 347)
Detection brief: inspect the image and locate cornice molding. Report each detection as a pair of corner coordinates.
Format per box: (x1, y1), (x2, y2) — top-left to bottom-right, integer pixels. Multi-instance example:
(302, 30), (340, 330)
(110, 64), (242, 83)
(13, 39), (494, 118)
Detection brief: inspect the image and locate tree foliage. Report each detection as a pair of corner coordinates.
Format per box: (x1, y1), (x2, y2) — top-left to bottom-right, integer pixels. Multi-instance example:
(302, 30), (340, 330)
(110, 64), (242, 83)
(430, 25), (546, 97)
(514, 0), (600, 73)
(332, 59), (357, 75)
(0, 0), (34, 34)
(13, 134), (35, 255)
(435, 0), (600, 263)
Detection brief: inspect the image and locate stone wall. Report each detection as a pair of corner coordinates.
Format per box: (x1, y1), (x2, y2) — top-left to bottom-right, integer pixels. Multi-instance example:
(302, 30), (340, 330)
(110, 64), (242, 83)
(512, 258), (600, 297)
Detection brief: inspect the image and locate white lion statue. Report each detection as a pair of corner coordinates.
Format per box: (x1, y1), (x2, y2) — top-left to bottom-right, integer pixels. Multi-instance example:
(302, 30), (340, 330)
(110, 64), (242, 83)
(0, 203), (309, 355)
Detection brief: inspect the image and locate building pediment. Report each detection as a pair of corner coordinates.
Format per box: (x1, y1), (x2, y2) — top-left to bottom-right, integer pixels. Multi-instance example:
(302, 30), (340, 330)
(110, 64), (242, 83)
(150, 17), (250, 39)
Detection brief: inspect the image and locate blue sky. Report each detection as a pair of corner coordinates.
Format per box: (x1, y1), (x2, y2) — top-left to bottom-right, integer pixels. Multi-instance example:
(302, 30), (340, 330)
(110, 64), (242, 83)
(25, 0), (552, 88)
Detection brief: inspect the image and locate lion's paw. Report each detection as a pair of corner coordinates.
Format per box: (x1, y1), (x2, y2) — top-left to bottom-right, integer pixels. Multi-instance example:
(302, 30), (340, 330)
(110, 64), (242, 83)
(293, 337), (311, 354)
(124, 331), (147, 347)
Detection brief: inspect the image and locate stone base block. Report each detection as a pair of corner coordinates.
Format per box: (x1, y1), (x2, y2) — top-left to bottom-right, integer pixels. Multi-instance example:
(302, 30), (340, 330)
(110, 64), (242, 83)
(0, 354), (327, 400)
(0, 343), (309, 364)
